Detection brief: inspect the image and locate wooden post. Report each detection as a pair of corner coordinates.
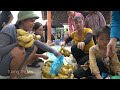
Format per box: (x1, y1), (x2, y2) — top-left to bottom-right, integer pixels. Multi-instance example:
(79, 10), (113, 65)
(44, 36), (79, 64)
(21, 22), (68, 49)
(47, 11), (51, 45)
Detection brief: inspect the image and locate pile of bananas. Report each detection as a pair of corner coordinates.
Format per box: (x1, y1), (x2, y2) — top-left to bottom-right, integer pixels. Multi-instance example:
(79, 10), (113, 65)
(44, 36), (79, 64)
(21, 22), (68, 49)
(17, 29), (41, 48)
(41, 60), (75, 79)
(59, 46), (71, 57)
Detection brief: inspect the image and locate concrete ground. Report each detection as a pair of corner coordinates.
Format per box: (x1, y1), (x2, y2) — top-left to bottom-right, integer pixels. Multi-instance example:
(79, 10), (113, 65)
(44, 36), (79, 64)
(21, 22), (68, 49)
(20, 62), (44, 79)
(0, 62), (44, 79)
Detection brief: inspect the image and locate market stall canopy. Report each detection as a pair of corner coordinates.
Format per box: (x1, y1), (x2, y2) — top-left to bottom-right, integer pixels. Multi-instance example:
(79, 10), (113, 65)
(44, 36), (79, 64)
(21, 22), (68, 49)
(51, 20), (64, 28)
(44, 20), (64, 28)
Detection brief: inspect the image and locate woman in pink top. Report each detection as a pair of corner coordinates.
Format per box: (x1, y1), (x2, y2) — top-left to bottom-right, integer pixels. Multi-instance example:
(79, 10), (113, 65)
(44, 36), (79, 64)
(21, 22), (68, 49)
(67, 11), (84, 33)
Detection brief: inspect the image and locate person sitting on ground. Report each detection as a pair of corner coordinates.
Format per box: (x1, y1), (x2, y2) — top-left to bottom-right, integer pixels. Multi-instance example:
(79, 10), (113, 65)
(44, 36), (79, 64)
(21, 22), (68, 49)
(0, 11), (61, 79)
(89, 26), (120, 79)
(73, 26), (120, 79)
(28, 22), (49, 67)
(61, 16), (95, 66)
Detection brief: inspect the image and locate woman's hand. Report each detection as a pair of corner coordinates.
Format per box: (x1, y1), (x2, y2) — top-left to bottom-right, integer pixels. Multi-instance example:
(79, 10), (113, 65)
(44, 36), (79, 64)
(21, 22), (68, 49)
(55, 52), (62, 57)
(35, 54), (48, 60)
(107, 38), (117, 58)
(77, 42), (85, 50)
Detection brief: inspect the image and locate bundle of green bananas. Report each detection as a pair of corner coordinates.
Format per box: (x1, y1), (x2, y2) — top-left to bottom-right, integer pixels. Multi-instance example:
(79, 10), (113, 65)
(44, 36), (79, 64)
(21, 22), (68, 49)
(59, 46), (71, 57)
(17, 29), (41, 48)
(41, 60), (75, 79)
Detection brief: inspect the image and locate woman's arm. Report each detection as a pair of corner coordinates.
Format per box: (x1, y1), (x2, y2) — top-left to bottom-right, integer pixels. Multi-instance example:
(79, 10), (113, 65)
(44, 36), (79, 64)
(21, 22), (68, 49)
(83, 33), (93, 45)
(61, 36), (72, 46)
(34, 40), (61, 57)
(111, 11), (120, 40)
(65, 36), (72, 44)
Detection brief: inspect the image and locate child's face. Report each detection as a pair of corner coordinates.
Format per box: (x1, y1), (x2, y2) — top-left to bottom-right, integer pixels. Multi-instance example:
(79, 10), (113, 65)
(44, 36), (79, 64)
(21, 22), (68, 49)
(35, 25), (44, 36)
(68, 11), (74, 18)
(96, 33), (110, 49)
(74, 18), (84, 31)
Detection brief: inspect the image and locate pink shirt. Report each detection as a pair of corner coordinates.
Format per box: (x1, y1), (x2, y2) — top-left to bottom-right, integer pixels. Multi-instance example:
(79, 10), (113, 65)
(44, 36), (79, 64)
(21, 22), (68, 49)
(68, 12), (84, 33)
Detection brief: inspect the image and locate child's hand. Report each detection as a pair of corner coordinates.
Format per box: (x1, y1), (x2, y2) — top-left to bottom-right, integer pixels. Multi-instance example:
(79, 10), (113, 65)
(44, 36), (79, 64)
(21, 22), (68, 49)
(41, 55), (49, 60)
(77, 42), (85, 50)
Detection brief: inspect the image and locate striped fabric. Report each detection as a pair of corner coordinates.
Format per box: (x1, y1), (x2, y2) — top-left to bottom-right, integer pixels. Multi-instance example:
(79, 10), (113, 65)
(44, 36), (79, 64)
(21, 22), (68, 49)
(85, 11), (106, 35)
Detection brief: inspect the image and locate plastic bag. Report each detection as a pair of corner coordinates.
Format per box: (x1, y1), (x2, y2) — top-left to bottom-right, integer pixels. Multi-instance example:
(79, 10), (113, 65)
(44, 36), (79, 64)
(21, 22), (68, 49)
(47, 52), (57, 61)
(50, 55), (64, 75)
(46, 46), (61, 61)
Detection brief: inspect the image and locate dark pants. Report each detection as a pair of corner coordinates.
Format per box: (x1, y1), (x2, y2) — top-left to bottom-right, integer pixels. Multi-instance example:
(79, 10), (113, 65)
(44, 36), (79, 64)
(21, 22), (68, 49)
(71, 45), (88, 65)
(73, 58), (109, 79)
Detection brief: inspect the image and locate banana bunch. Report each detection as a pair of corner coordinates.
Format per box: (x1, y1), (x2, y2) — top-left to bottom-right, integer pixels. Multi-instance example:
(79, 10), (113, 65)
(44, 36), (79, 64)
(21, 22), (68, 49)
(17, 29), (29, 36)
(17, 29), (41, 48)
(59, 46), (71, 57)
(41, 60), (75, 79)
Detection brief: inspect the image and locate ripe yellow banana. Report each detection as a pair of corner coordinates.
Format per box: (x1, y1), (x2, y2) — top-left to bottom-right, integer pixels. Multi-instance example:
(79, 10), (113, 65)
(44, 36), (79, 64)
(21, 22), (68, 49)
(17, 34), (34, 43)
(34, 35), (41, 40)
(17, 29), (29, 36)
(24, 39), (35, 48)
(18, 41), (25, 47)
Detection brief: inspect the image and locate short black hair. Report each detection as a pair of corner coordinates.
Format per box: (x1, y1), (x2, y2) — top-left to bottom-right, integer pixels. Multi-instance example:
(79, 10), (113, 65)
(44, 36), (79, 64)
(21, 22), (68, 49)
(33, 22), (42, 31)
(95, 26), (110, 38)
